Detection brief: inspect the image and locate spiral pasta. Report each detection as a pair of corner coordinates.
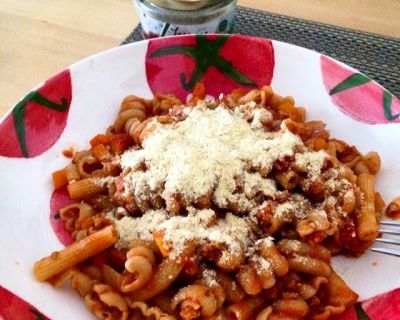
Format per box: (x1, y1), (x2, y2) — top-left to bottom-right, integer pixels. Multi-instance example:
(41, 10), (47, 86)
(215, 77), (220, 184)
(236, 241), (288, 295)
(34, 85), (385, 319)
(172, 285), (220, 319)
(121, 246), (156, 292)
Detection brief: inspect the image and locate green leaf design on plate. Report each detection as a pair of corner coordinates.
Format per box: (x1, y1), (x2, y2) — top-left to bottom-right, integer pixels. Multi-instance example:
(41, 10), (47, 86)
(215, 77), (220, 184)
(330, 73), (371, 95)
(12, 91), (68, 158)
(355, 302), (370, 320)
(30, 308), (45, 320)
(383, 90), (400, 121)
(12, 97), (28, 158)
(150, 35), (256, 90)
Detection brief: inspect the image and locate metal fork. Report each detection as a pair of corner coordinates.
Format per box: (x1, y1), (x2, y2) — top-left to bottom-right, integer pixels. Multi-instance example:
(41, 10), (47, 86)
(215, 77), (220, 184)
(371, 220), (400, 257)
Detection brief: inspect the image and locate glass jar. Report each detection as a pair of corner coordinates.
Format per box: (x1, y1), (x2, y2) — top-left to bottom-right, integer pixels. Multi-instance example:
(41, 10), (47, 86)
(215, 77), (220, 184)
(133, 0), (237, 39)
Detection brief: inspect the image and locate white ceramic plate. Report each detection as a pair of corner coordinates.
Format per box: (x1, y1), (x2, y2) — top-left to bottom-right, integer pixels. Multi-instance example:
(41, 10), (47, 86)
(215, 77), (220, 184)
(0, 35), (399, 319)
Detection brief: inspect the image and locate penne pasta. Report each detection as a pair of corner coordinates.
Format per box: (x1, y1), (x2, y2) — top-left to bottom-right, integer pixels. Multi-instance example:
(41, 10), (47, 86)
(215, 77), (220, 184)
(67, 178), (106, 200)
(33, 226), (118, 281)
(64, 163), (81, 181)
(356, 173), (378, 241)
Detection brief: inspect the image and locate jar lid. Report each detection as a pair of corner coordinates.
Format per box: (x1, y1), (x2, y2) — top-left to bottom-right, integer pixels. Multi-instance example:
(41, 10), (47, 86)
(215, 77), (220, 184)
(147, 0), (226, 10)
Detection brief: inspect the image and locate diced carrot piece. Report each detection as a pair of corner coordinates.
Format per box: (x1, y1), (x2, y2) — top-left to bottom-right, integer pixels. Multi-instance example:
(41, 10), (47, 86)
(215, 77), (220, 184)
(153, 230), (170, 257)
(62, 147), (75, 158)
(92, 143), (109, 161)
(193, 82), (206, 99)
(52, 169), (69, 189)
(90, 134), (110, 147)
(109, 133), (133, 155)
(230, 88), (247, 101)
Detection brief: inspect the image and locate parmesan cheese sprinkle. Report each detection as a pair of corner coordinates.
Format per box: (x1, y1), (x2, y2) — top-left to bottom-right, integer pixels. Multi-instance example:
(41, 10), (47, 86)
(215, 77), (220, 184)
(108, 209), (167, 249)
(120, 103), (302, 212)
(109, 207), (253, 260)
(108, 100), (354, 266)
(295, 150), (327, 179)
(158, 208), (252, 259)
(202, 269), (218, 287)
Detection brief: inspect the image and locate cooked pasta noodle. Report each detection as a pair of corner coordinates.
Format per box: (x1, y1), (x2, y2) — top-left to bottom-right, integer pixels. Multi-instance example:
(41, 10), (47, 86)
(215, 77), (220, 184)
(34, 85), (388, 319)
(172, 285), (219, 319)
(121, 246), (156, 292)
(34, 226), (118, 282)
(67, 178), (107, 200)
(356, 173), (378, 241)
(386, 195), (400, 218)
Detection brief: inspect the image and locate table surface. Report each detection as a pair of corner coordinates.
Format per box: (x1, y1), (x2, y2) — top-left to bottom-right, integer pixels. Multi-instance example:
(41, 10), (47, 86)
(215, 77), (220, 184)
(1, 0), (399, 117)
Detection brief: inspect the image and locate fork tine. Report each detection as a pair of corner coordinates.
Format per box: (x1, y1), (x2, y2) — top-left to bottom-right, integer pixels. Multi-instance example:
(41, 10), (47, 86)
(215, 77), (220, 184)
(371, 247), (400, 257)
(379, 229), (400, 236)
(380, 220), (400, 226)
(375, 238), (400, 245)
(372, 221), (400, 257)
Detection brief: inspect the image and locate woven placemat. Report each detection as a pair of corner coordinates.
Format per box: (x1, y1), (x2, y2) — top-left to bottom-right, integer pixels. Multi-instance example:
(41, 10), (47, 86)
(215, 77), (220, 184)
(122, 6), (399, 97)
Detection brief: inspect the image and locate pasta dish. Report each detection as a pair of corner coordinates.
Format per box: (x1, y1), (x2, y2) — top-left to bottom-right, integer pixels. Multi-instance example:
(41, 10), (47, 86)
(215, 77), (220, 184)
(33, 84), (384, 319)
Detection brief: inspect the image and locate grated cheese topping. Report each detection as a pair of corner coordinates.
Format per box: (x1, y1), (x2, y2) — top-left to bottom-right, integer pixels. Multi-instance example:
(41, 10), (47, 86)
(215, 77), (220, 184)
(202, 269), (218, 287)
(91, 176), (115, 187)
(109, 207), (253, 260)
(120, 103), (302, 213)
(295, 150), (327, 180)
(274, 194), (310, 221)
(251, 255), (272, 275)
(108, 100), (358, 268)
(158, 208), (253, 259)
(256, 236), (275, 248)
(324, 168), (352, 192)
(108, 209), (168, 249)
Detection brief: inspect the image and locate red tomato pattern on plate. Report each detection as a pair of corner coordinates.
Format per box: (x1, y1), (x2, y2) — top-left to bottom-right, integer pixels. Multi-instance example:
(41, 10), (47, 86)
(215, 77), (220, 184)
(334, 288), (400, 320)
(321, 55), (400, 124)
(145, 34), (275, 101)
(49, 186), (75, 246)
(0, 69), (72, 158)
(0, 286), (49, 320)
